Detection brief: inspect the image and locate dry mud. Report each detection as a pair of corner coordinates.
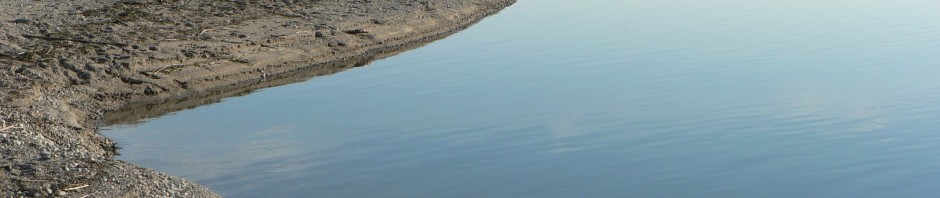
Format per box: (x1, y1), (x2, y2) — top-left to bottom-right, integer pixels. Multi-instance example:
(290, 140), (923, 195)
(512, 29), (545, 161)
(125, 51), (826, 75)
(0, 0), (515, 196)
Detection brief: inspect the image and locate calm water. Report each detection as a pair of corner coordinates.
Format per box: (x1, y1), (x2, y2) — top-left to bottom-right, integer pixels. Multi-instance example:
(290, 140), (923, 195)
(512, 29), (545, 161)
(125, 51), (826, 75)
(103, 0), (940, 197)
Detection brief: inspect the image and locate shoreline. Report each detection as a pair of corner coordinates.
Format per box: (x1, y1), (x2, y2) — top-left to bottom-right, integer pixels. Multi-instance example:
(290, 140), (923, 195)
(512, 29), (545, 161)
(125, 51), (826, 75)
(1, 0), (515, 196)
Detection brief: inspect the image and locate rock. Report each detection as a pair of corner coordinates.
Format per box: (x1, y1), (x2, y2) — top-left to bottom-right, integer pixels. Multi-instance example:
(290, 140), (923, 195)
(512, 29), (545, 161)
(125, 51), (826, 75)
(10, 18), (30, 24)
(39, 150), (51, 160)
(144, 86), (157, 95)
(343, 28), (371, 34)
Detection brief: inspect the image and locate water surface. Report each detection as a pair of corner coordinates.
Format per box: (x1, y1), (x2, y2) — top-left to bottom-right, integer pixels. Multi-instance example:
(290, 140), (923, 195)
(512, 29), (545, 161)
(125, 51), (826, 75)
(104, 0), (940, 197)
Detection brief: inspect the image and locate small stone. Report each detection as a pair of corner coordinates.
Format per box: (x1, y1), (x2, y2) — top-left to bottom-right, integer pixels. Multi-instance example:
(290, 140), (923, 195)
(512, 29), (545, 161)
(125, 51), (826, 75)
(314, 31), (325, 38)
(144, 86), (157, 95)
(148, 46), (159, 51)
(39, 150), (51, 160)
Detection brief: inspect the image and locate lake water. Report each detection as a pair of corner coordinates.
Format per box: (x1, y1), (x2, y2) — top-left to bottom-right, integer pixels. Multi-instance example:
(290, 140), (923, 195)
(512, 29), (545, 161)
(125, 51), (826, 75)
(102, 0), (940, 197)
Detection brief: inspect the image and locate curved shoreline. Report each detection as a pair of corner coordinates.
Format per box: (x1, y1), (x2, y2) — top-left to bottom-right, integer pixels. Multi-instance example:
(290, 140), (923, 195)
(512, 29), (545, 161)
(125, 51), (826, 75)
(1, 0), (515, 196)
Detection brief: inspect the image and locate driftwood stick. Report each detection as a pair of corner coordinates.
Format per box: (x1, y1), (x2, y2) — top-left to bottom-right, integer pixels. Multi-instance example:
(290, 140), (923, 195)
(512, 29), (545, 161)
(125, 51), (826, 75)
(0, 126), (16, 132)
(21, 34), (128, 47)
(197, 28), (214, 36)
(220, 40), (243, 44)
(62, 184), (90, 191)
(0, 120), (23, 133)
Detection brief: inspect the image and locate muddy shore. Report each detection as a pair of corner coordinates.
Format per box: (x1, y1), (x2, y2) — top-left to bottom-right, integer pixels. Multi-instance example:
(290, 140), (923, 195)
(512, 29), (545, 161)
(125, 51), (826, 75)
(0, 0), (515, 196)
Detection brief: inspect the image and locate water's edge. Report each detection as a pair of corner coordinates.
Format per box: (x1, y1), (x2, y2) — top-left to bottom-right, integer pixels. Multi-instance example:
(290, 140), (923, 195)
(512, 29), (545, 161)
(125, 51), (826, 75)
(104, 27), (456, 126)
(100, 1), (517, 193)
(0, 1), (517, 196)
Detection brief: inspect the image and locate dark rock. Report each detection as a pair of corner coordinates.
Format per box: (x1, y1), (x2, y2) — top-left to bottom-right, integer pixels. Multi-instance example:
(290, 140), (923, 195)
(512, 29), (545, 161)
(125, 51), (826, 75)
(120, 77), (145, 85)
(343, 29), (371, 34)
(10, 18), (30, 24)
(144, 86), (157, 95)
(39, 150), (51, 160)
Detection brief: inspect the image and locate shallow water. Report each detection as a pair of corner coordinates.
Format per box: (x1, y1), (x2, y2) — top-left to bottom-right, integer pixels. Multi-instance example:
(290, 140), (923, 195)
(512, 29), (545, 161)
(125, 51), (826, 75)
(103, 0), (940, 197)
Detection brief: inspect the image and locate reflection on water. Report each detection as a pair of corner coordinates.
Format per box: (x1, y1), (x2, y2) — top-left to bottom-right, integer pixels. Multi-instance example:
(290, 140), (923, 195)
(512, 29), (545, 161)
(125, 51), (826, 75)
(103, 0), (940, 197)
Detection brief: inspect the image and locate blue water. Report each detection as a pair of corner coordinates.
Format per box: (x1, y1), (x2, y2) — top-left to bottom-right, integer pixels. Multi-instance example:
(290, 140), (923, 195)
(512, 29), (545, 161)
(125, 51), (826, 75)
(103, 0), (940, 197)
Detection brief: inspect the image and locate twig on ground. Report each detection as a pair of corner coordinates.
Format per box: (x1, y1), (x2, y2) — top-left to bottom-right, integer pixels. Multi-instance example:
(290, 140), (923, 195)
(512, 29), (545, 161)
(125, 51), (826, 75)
(21, 34), (128, 47)
(197, 28), (214, 36)
(62, 184), (90, 191)
(220, 40), (244, 44)
(0, 120), (25, 133)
